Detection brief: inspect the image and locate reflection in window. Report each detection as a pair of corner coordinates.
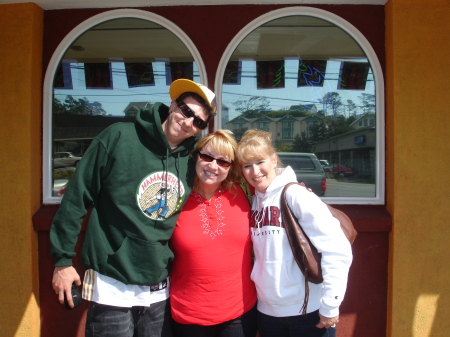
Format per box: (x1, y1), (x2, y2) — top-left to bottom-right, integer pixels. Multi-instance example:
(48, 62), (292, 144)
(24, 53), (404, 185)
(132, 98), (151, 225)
(258, 121), (270, 132)
(221, 12), (380, 200)
(338, 62), (370, 90)
(124, 63), (155, 87)
(84, 63), (113, 89)
(298, 60), (327, 87)
(51, 17), (199, 197)
(282, 121), (293, 140)
(166, 61), (194, 83)
(223, 61), (241, 85)
(256, 60), (285, 89)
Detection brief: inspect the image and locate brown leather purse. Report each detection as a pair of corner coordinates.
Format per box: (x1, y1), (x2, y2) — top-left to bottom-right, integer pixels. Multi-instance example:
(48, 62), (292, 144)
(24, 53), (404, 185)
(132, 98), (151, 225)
(280, 182), (357, 314)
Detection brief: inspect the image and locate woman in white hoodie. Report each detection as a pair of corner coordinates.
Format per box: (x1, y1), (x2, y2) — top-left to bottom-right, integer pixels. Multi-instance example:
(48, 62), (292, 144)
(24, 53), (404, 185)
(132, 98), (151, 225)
(236, 129), (352, 337)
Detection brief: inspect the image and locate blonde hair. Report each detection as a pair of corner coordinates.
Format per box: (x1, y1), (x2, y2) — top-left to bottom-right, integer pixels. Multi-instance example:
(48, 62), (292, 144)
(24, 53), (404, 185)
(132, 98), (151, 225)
(237, 129), (279, 165)
(193, 129), (241, 192)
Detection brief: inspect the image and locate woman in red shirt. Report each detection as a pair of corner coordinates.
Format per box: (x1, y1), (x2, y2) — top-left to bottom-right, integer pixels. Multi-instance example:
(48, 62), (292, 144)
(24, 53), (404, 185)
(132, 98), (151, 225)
(170, 130), (257, 337)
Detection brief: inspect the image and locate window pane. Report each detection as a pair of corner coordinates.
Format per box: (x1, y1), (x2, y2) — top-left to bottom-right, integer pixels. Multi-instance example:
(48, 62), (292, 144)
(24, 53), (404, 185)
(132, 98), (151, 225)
(51, 18), (199, 197)
(222, 15), (377, 198)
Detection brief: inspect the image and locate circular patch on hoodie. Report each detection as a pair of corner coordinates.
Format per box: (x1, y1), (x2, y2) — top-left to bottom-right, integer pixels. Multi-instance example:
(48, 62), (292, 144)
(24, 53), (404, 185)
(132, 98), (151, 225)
(137, 171), (186, 220)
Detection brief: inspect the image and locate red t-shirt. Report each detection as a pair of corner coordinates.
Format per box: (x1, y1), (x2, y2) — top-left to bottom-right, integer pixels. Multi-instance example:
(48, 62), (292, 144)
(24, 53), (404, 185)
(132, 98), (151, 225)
(170, 186), (257, 325)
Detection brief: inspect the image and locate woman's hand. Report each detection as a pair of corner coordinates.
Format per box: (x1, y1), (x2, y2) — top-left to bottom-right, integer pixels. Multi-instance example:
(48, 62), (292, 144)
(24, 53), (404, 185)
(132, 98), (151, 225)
(316, 313), (339, 329)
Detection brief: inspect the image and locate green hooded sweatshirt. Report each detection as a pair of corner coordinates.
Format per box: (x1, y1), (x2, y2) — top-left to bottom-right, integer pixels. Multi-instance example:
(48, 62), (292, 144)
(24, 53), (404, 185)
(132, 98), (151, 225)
(50, 102), (196, 285)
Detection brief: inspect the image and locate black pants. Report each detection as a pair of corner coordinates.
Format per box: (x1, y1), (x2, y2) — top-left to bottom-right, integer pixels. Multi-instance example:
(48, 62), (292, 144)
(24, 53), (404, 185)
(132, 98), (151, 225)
(85, 299), (172, 337)
(172, 305), (257, 337)
(257, 310), (336, 337)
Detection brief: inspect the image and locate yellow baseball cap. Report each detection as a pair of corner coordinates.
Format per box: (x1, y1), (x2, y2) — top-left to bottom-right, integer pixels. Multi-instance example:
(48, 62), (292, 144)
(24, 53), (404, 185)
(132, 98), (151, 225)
(169, 79), (216, 112)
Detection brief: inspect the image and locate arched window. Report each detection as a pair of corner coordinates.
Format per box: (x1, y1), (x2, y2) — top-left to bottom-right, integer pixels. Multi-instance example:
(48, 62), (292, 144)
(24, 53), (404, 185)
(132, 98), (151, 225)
(216, 7), (384, 204)
(43, 9), (207, 203)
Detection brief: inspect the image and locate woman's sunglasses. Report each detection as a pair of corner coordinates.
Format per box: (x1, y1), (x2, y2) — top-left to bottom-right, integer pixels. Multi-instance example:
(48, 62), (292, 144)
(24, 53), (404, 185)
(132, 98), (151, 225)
(177, 104), (209, 130)
(198, 152), (233, 168)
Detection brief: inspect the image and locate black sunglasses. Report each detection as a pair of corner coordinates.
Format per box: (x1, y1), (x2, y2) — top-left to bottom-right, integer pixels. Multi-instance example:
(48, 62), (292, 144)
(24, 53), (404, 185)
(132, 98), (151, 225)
(198, 152), (233, 168)
(177, 104), (209, 130)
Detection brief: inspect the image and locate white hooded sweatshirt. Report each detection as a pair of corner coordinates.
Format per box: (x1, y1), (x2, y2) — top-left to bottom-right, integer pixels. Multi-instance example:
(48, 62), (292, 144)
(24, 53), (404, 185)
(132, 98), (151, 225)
(250, 166), (352, 318)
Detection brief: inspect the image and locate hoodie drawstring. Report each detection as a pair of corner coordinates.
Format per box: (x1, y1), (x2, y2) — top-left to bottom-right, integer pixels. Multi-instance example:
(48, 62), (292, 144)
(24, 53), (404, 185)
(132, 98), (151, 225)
(165, 148), (182, 209)
(254, 194), (266, 235)
(175, 152), (181, 203)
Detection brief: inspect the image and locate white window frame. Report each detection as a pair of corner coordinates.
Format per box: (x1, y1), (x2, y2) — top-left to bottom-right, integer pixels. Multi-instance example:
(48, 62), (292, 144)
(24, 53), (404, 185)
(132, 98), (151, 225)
(43, 9), (208, 204)
(214, 6), (385, 204)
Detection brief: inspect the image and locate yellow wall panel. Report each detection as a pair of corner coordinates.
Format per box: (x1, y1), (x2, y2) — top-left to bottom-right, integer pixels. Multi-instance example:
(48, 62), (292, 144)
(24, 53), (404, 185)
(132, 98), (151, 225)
(0, 3), (43, 336)
(386, 0), (450, 336)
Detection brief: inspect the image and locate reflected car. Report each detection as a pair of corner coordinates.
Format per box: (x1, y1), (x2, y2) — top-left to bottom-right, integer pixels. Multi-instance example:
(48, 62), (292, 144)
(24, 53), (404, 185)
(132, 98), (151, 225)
(323, 164), (356, 179)
(53, 152), (82, 168)
(277, 152), (326, 196)
(53, 179), (68, 196)
(319, 159), (330, 167)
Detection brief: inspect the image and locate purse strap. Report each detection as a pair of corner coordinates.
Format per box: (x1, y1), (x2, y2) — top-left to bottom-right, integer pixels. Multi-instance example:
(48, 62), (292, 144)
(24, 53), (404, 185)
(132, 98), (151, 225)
(280, 182), (320, 315)
(280, 182), (357, 314)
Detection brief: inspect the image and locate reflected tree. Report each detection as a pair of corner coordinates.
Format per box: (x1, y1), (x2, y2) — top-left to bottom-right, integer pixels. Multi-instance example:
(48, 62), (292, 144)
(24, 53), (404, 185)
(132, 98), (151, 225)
(53, 95), (107, 115)
(346, 99), (358, 117)
(309, 121), (330, 142)
(233, 127), (248, 141)
(359, 93), (376, 114)
(234, 96), (270, 118)
(328, 115), (356, 136)
(292, 132), (313, 153)
(320, 92), (343, 117)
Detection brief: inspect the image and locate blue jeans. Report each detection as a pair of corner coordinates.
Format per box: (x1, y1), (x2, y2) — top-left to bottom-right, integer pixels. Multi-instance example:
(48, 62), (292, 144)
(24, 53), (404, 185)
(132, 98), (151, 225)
(172, 305), (257, 337)
(257, 310), (336, 337)
(85, 299), (172, 337)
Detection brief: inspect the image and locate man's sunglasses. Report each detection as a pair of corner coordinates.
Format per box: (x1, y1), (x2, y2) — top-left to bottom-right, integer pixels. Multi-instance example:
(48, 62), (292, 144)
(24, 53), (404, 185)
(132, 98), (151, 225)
(177, 104), (209, 130)
(198, 152), (233, 168)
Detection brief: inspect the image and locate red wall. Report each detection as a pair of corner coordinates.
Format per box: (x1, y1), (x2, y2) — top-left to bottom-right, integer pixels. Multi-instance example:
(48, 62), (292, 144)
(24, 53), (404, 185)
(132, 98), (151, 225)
(36, 5), (389, 337)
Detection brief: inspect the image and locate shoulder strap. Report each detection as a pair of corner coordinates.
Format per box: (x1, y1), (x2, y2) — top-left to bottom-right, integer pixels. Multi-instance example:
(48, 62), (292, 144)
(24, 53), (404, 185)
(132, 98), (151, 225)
(280, 182), (321, 315)
(280, 182), (357, 315)
(280, 182), (323, 284)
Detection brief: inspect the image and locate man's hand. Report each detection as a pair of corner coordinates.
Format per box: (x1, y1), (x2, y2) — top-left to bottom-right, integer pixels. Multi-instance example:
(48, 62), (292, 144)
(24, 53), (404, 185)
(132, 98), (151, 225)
(52, 266), (81, 308)
(316, 313), (339, 329)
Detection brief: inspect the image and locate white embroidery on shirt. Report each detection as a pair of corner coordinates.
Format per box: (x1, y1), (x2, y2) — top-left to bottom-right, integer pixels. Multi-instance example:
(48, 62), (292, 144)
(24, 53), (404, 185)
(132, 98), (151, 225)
(193, 190), (226, 239)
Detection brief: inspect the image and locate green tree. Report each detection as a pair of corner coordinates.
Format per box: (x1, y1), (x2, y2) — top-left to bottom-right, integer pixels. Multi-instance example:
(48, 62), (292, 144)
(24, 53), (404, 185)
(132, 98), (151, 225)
(63, 95), (92, 115)
(292, 132), (313, 152)
(52, 97), (66, 114)
(328, 116), (355, 137)
(309, 116), (355, 142)
(359, 93), (376, 114)
(346, 99), (358, 117)
(234, 96), (270, 118)
(53, 95), (107, 115)
(232, 127), (248, 142)
(309, 121), (330, 142)
(266, 109), (309, 118)
(86, 100), (107, 116)
(320, 92), (342, 117)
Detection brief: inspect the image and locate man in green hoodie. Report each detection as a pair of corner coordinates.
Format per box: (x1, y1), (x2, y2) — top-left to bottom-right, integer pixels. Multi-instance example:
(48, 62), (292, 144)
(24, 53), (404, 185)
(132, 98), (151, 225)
(50, 79), (216, 337)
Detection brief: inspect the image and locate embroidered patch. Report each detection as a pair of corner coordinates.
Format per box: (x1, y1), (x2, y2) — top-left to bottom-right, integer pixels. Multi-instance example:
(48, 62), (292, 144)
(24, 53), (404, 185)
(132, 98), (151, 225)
(137, 171), (185, 220)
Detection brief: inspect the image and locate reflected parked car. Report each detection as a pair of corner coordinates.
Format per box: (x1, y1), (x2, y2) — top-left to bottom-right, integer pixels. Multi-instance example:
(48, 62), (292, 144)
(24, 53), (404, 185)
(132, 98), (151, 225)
(53, 179), (68, 196)
(319, 159), (330, 167)
(53, 152), (82, 168)
(277, 152), (326, 196)
(323, 164), (356, 179)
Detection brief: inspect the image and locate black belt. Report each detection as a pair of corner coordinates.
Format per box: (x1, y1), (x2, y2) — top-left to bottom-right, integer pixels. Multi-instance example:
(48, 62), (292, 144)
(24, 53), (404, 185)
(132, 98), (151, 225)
(150, 279), (167, 292)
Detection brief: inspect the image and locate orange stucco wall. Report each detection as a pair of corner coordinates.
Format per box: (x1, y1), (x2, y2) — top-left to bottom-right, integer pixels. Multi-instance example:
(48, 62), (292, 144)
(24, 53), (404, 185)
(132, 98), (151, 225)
(0, 1), (448, 336)
(0, 3), (43, 336)
(385, 0), (450, 336)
